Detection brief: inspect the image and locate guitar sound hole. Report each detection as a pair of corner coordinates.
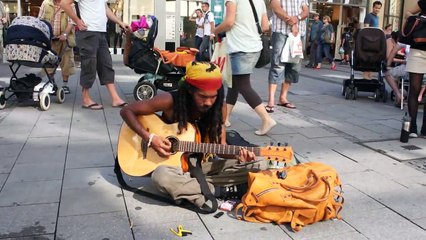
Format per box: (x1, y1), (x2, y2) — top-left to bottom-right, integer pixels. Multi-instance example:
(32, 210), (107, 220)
(167, 136), (179, 155)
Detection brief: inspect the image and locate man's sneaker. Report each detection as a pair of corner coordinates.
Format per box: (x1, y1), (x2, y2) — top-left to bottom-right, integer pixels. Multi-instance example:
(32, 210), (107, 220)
(62, 86), (71, 94)
(219, 183), (248, 200)
(409, 123), (418, 138)
(409, 132), (418, 138)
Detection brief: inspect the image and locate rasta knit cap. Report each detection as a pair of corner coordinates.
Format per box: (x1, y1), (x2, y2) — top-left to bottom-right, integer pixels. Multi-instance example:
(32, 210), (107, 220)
(183, 61), (222, 91)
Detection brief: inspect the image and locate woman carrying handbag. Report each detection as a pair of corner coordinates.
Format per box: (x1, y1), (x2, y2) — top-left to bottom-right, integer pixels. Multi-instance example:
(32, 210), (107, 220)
(213, 0), (276, 136)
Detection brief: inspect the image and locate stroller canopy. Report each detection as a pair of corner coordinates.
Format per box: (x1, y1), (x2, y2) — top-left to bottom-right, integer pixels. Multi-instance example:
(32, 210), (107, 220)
(6, 16), (53, 50)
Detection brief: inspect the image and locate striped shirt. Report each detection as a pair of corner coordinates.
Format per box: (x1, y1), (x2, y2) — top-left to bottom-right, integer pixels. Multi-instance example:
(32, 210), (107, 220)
(38, 2), (74, 37)
(271, 0), (308, 36)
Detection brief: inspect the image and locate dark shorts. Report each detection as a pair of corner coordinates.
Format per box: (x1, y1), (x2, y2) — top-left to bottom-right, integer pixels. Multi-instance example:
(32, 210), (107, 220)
(343, 44), (352, 55)
(75, 31), (114, 88)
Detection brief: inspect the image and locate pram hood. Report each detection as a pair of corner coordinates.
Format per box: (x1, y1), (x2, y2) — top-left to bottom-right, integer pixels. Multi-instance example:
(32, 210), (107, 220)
(353, 28), (387, 72)
(6, 16), (53, 50)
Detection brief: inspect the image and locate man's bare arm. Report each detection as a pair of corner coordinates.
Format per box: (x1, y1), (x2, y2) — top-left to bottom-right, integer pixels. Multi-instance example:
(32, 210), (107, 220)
(105, 4), (129, 30)
(270, 0), (291, 23)
(60, 0), (87, 31)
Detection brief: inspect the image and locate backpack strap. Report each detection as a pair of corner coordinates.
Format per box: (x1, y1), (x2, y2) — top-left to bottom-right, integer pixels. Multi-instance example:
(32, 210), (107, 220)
(74, 1), (81, 19)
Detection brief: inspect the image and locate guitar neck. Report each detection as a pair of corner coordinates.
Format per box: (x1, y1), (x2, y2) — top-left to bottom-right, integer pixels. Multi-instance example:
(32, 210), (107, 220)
(178, 141), (259, 156)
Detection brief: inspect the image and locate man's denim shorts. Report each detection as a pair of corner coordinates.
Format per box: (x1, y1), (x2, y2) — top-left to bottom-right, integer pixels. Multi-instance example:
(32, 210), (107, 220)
(229, 51), (260, 75)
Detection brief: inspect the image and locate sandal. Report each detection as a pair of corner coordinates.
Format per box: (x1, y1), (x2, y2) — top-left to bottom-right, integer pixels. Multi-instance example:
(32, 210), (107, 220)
(265, 105), (274, 113)
(62, 86), (70, 94)
(277, 102), (296, 109)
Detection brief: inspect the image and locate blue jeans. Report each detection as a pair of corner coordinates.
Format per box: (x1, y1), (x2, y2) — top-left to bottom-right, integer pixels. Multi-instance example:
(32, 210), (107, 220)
(268, 32), (301, 84)
(316, 41), (334, 64)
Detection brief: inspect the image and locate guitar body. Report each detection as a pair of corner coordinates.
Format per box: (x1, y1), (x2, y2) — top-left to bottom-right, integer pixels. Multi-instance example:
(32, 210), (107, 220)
(117, 114), (196, 176)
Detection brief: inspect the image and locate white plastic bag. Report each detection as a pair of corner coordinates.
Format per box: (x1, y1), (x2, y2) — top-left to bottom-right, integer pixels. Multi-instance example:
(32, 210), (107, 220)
(211, 38), (233, 88)
(281, 34), (304, 63)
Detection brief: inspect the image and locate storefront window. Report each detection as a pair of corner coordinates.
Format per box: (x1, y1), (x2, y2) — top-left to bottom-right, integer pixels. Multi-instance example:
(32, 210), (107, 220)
(384, 0), (403, 30)
(129, 0), (154, 21)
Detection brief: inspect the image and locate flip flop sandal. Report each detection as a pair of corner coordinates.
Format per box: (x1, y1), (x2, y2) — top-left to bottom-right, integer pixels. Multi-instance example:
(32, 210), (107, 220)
(277, 102), (296, 109)
(265, 105), (274, 113)
(112, 102), (128, 108)
(82, 103), (104, 110)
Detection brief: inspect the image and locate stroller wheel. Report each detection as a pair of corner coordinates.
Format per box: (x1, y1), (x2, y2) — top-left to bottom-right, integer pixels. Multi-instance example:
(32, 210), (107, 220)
(133, 81), (156, 101)
(344, 87), (351, 100)
(382, 89), (388, 103)
(0, 91), (6, 110)
(39, 92), (51, 111)
(353, 87), (358, 100)
(374, 89), (381, 102)
(56, 87), (65, 104)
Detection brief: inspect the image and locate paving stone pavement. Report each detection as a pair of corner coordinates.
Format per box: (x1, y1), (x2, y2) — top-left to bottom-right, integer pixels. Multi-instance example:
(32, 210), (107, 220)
(0, 56), (425, 240)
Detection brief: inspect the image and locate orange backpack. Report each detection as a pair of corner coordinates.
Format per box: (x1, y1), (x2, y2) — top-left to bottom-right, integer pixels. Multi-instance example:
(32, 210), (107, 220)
(235, 162), (344, 232)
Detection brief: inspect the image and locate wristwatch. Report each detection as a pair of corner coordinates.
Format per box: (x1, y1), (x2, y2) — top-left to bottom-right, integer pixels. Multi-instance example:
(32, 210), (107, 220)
(62, 33), (68, 37)
(297, 15), (302, 21)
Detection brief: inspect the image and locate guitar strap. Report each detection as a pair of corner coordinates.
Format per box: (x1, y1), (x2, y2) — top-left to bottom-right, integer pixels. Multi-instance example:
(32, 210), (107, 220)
(114, 155), (218, 214)
(187, 153), (218, 213)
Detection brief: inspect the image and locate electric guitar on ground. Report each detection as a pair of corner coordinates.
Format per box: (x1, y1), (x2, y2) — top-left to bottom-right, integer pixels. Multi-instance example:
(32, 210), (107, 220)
(117, 114), (294, 177)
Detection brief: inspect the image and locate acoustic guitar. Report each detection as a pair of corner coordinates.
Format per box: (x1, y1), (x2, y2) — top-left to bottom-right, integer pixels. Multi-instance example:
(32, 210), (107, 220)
(117, 114), (294, 177)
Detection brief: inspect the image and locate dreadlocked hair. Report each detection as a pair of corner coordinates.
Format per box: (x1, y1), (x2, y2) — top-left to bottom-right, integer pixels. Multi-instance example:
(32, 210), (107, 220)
(173, 82), (224, 144)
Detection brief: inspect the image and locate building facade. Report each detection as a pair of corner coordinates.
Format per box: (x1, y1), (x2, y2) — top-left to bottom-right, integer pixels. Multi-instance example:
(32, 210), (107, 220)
(5, 0), (421, 54)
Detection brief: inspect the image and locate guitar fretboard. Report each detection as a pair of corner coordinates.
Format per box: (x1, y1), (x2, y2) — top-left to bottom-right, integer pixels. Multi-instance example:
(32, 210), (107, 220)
(178, 141), (260, 156)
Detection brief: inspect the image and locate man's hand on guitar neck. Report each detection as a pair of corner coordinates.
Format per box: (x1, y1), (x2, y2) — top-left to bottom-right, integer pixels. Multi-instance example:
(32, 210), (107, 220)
(150, 135), (172, 158)
(236, 148), (256, 163)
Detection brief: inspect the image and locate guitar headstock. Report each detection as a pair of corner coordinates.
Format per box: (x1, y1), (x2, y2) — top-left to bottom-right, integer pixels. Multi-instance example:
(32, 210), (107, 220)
(259, 144), (294, 163)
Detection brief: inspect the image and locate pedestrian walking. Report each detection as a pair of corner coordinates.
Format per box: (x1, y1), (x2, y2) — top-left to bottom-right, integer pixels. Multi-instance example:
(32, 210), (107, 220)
(315, 15), (336, 70)
(305, 12), (322, 68)
(405, 0), (426, 137)
(214, 0), (276, 136)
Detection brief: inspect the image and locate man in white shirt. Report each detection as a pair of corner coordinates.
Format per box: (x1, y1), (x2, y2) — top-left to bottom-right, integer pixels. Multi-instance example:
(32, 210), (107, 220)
(61, 0), (128, 109)
(197, 2), (215, 61)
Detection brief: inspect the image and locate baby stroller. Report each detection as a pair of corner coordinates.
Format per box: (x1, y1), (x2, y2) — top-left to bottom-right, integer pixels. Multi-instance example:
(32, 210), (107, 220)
(342, 28), (388, 102)
(124, 16), (197, 101)
(0, 16), (65, 111)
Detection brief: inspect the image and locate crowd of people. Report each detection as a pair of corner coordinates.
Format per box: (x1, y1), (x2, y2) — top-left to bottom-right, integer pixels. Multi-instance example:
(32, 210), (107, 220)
(0, 0), (425, 211)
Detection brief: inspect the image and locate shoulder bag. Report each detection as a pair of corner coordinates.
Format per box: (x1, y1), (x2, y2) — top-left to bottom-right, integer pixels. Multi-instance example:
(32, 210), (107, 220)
(323, 25), (335, 44)
(248, 0), (271, 68)
(399, 14), (426, 50)
(235, 162), (344, 232)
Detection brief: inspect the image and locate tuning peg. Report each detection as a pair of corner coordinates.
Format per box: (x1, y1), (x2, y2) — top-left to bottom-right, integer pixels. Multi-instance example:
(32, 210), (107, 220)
(270, 142), (274, 146)
(277, 142), (281, 146)
(284, 142), (288, 147)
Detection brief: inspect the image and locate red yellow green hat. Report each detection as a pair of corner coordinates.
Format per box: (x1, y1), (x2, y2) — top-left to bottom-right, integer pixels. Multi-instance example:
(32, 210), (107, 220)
(184, 62), (222, 91)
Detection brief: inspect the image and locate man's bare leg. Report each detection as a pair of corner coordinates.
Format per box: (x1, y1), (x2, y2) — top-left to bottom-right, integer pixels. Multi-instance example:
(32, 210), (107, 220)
(105, 83), (127, 107)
